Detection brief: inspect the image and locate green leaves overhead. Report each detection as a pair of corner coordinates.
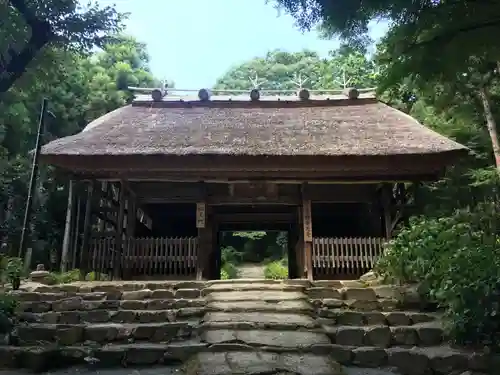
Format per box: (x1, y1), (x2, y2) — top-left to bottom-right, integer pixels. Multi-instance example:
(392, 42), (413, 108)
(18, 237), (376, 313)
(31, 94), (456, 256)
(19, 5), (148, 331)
(0, 33), (162, 259)
(1, 0), (126, 93)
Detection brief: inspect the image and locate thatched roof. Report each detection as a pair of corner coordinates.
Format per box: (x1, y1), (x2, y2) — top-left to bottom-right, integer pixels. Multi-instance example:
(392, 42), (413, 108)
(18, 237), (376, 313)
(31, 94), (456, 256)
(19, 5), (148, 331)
(40, 95), (467, 158)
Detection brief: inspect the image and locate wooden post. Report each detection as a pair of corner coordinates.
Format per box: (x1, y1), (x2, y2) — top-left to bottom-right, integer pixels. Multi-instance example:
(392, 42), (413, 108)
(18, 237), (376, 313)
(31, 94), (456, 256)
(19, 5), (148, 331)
(80, 181), (94, 279)
(296, 206), (304, 278)
(71, 193), (81, 270)
(381, 184), (393, 239)
(302, 198), (313, 281)
(60, 180), (75, 272)
(196, 202), (207, 280)
(113, 181), (126, 280)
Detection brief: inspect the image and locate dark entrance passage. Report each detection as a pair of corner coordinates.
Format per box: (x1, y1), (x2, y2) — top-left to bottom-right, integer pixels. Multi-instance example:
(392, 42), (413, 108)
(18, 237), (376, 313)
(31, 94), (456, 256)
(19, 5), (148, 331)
(218, 230), (290, 279)
(209, 204), (299, 280)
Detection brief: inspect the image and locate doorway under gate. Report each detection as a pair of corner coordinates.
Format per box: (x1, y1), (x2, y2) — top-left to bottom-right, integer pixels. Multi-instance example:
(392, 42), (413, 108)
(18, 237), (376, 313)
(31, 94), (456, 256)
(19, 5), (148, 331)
(207, 204), (300, 280)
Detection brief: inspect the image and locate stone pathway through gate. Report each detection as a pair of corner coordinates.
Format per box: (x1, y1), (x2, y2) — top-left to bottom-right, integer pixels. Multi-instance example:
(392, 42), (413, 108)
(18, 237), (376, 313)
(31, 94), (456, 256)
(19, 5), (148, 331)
(236, 263), (266, 279)
(3, 279), (492, 375)
(193, 281), (340, 374)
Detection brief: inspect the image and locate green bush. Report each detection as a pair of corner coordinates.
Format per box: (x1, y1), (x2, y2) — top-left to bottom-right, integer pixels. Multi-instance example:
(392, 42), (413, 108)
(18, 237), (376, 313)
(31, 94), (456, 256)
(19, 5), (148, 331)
(221, 246), (243, 265)
(220, 262), (238, 280)
(0, 294), (18, 318)
(85, 271), (111, 281)
(45, 269), (83, 285)
(375, 202), (500, 347)
(264, 260), (288, 280)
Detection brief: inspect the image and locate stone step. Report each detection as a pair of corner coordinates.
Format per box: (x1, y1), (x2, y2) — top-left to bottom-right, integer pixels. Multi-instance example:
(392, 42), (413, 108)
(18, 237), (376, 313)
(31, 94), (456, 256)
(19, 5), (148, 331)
(0, 342), (206, 371)
(205, 290), (307, 303)
(315, 344), (491, 375)
(16, 322), (195, 345)
(324, 323), (445, 347)
(205, 299), (314, 314)
(201, 282), (306, 295)
(308, 284), (428, 310)
(317, 310), (438, 326)
(21, 280), (207, 293)
(189, 351), (342, 375)
(200, 312), (321, 331)
(20, 308), (204, 324)
(0, 342), (491, 374)
(13, 288), (204, 303)
(200, 328), (331, 349)
(18, 297), (205, 313)
(206, 278), (311, 287)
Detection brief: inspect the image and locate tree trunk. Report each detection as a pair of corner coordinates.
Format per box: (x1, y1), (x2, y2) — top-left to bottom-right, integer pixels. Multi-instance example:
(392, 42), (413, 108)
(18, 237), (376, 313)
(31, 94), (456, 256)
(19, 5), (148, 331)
(478, 86), (500, 170)
(1, 0), (52, 93)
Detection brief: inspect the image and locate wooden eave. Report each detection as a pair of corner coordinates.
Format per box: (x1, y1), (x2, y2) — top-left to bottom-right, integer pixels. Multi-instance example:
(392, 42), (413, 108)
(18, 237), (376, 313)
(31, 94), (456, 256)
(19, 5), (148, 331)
(41, 150), (467, 182)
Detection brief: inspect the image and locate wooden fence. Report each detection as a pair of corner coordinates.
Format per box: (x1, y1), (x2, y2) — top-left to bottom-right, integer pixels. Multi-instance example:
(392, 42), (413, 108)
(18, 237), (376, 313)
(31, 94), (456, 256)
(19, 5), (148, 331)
(312, 237), (385, 279)
(88, 236), (198, 279)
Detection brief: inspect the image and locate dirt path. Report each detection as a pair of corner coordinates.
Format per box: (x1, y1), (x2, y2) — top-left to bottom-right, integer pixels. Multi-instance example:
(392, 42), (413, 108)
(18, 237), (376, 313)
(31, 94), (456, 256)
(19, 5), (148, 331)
(236, 263), (266, 279)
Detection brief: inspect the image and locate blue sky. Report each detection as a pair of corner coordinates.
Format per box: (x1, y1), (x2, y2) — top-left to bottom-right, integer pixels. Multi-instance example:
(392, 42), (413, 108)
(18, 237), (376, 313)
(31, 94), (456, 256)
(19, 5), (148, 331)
(99, 0), (388, 88)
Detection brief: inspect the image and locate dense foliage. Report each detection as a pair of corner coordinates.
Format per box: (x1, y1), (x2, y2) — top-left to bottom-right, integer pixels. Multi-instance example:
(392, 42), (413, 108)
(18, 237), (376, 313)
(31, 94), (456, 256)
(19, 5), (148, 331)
(0, 33), (161, 265)
(1, 0), (125, 93)
(272, 0), (500, 349)
(3, 0), (500, 348)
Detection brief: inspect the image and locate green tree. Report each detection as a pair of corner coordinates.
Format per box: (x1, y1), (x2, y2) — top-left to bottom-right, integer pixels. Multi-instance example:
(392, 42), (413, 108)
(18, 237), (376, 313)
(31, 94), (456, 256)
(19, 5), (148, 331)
(1, 0), (125, 93)
(0, 35), (162, 266)
(214, 50), (326, 93)
(214, 48), (376, 93)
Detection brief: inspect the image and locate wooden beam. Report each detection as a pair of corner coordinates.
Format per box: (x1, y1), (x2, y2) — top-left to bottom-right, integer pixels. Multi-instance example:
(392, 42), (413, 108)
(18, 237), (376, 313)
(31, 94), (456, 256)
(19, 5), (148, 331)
(302, 196), (313, 281)
(113, 181), (126, 279)
(214, 213), (294, 224)
(71, 192), (81, 269)
(79, 181), (94, 279)
(60, 180), (74, 272)
(196, 201), (209, 280)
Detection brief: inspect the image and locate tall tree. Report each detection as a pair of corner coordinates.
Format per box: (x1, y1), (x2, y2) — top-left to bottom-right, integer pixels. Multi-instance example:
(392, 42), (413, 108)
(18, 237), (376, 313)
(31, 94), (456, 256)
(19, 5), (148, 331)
(0, 35), (163, 265)
(0, 0), (125, 93)
(214, 48), (376, 93)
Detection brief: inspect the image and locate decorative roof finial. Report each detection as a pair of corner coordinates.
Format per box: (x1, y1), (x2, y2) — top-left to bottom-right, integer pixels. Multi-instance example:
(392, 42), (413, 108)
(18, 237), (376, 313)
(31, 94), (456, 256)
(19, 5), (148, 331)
(248, 74), (267, 90)
(290, 73), (309, 89)
(290, 73), (310, 100)
(151, 80), (167, 101)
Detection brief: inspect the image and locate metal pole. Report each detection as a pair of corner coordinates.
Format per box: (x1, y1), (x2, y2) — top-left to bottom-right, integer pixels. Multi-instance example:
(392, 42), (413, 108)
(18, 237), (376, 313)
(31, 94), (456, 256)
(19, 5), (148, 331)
(18, 98), (48, 258)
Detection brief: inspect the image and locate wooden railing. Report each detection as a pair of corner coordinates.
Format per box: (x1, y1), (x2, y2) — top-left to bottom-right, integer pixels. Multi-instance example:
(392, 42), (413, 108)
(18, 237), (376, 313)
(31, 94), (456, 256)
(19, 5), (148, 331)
(88, 236), (198, 279)
(312, 237), (385, 279)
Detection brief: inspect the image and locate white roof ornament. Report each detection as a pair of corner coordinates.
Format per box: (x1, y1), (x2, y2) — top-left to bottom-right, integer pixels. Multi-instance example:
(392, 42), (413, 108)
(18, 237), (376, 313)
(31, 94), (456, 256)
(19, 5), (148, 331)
(151, 80), (168, 101)
(248, 74), (267, 101)
(290, 73), (310, 100)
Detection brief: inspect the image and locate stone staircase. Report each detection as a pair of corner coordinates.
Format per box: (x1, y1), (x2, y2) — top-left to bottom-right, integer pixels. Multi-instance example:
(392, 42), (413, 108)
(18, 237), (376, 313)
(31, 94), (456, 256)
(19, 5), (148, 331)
(0, 279), (493, 374)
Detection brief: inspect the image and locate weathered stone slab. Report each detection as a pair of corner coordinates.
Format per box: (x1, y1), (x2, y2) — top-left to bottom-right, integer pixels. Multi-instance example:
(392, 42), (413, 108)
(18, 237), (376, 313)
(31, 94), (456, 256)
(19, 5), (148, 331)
(206, 290), (306, 303)
(342, 287), (377, 301)
(307, 287), (342, 299)
(190, 351), (343, 375)
(202, 283), (303, 296)
(311, 280), (344, 288)
(206, 300), (313, 313)
(202, 312), (318, 330)
(202, 329), (329, 349)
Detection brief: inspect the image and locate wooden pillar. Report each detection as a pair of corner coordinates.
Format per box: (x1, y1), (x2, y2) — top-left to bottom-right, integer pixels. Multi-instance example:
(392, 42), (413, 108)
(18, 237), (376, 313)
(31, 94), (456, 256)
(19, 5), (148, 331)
(381, 184), (393, 239)
(113, 181), (126, 280)
(296, 206), (304, 277)
(80, 181), (94, 279)
(302, 198), (313, 281)
(196, 201), (207, 280)
(71, 194), (81, 270)
(60, 179), (75, 272)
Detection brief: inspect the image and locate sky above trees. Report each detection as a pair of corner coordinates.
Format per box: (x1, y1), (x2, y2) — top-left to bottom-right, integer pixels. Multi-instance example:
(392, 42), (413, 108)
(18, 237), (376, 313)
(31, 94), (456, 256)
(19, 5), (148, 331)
(97, 0), (388, 88)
